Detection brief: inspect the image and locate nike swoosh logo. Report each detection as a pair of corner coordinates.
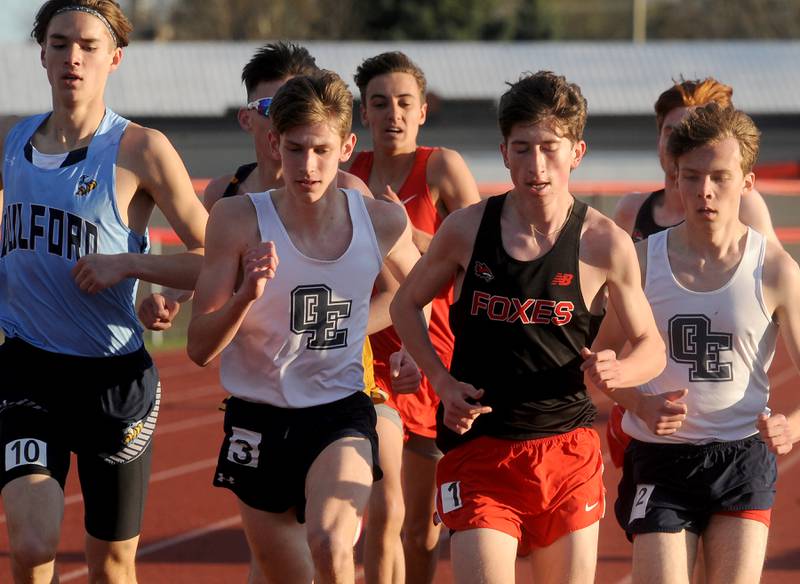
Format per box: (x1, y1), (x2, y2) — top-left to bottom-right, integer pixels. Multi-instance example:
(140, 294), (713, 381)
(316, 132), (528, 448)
(585, 501), (600, 512)
(401, 194), (417, 205)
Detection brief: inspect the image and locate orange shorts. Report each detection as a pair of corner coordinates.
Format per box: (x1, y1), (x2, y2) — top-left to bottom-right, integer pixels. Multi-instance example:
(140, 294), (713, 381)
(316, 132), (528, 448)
(435, 428), (605, 554)
(717, 509), (771, 528)
(375, 361), (443, 439)
(606, 404), (632, 469)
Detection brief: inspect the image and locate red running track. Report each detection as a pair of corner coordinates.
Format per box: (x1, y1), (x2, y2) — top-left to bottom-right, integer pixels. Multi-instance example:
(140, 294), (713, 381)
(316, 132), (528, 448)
(1, 345), (799, 583)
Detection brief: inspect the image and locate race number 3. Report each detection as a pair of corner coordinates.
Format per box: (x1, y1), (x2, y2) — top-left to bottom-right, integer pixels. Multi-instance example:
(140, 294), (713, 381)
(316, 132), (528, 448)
(5, 438), (48, 471)
(227, 427), (262, 468)
(291, 285), (351, 350)
(440, 481), (464, 514)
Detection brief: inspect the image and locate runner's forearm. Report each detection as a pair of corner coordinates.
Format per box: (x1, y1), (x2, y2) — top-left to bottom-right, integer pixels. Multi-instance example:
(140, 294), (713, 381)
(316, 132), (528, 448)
(128, 250), (204, 289)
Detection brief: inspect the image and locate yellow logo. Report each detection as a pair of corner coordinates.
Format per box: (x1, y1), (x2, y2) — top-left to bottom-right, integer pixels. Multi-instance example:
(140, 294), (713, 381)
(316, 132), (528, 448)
(123, 421), (144, 445)
(75, 175), (98, 197)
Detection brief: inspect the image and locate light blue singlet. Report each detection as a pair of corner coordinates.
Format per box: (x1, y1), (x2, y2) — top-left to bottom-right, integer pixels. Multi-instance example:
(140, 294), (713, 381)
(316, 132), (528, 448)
(0, 109), (148, 356)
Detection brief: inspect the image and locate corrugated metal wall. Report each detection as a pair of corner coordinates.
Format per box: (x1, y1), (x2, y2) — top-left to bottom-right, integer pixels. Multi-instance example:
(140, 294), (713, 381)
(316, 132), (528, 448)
(2, 41), (799, 116)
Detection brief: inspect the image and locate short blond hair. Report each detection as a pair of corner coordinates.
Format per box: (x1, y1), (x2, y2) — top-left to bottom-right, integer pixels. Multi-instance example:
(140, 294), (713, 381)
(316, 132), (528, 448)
(270, 71), (353, 141)
(668, 103), (760, 174)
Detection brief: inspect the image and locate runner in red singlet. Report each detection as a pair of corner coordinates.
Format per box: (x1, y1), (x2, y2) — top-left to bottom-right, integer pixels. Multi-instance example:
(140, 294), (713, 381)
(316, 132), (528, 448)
(350, 52), (481, 584)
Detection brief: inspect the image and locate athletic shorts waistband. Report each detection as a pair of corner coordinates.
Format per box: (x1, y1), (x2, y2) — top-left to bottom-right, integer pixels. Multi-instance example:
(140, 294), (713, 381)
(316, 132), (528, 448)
(629, 434), (763, 454)
(2, 336), (151, 371)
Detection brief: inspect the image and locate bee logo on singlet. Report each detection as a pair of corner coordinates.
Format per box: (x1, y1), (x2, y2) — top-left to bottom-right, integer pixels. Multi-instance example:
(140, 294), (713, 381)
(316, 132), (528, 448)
(75, 174), (98, 197)
(122, 421), (144, 445)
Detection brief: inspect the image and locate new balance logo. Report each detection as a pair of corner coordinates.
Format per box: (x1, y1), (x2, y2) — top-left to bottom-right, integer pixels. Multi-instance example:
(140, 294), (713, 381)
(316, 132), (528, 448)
(551, 272), (574, 286)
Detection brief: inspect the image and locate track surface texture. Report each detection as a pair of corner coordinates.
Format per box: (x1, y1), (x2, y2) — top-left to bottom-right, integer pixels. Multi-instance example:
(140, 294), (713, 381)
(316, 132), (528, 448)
(0, 343), (798, 583)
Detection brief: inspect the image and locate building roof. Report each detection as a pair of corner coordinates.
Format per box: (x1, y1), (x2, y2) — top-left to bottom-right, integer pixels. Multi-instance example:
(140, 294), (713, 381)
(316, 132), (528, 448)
(2, 40), (799, 116)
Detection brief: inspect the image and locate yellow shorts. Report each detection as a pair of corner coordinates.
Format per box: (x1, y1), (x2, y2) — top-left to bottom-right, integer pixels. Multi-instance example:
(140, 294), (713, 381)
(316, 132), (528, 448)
(362, 339), (387, 404)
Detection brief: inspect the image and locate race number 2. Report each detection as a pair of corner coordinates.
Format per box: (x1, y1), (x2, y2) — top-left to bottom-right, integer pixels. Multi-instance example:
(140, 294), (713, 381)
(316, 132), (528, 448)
(629, 483), (655, 523)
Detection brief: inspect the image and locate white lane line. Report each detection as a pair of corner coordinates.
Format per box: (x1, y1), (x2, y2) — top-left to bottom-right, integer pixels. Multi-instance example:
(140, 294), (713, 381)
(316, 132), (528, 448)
(161, 385), (223, 405)
(57, 514), (367, 582)
(149, 457), (218, 482)
(1, 411), (220, 526)
(45, 363), (799, 583)
(156, 412), (222, 436)
(156, 362), (213, 378)
(770, 366), (799, 389)
(156, 357), (219, 381)
(0, 458), (218, 525)
(778, 447), (800, 472)
(58, 515), (242, 582)
(607, 382), (800, 584)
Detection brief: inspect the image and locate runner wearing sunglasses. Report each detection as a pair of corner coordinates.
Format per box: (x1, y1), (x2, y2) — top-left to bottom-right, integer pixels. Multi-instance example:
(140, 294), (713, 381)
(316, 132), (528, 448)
(135, 42), (422, 584)
(137, 43), (419, 402)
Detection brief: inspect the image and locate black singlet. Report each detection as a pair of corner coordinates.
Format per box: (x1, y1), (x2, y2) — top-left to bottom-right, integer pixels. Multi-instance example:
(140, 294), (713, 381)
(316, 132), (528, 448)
(438, 193), (601, 453)
(221, 162), (258, 198)
(631, 189), (682, 242)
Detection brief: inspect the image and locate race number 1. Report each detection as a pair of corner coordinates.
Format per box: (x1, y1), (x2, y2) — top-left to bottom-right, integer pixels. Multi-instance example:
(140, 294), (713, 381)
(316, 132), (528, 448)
(440, 481), (464, 514)
(5, 438), (48, 471)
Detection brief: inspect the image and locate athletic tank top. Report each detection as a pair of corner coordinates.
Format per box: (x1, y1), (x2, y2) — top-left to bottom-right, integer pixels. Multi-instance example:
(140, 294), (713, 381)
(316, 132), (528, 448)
(219, 188), (383, 408)
(439, 194), (601, 453)
(622, 228), (777, 443)
(221, 162), (257, 198)
(0, 109), (148, 356)
(631, 189), (682, 242)
(350, 147), (454, 435)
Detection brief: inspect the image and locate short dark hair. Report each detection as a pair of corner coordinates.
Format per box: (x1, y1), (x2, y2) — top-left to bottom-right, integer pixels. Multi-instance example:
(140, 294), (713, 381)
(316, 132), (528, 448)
(497, 71), (587, 142)
(241, 42), (318, 98)
(270, 71), (353, 142)
(654, 77), (733, 133)
(32, 0), (132, 48)
(354, 51), (426, 103)
(668, 103), (760, 174)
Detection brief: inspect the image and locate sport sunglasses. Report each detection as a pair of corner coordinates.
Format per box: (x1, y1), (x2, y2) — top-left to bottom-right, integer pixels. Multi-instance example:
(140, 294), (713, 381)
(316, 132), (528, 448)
(246, 97), (272, 118)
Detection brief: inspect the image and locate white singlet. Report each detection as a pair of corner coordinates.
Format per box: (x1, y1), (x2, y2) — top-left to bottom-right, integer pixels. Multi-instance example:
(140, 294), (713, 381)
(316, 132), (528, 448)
(622, 227), (778, 444)
(220, 188), (383, 408)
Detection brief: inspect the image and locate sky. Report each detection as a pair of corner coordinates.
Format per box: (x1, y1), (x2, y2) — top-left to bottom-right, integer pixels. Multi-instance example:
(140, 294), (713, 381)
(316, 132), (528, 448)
(0, 0), (175, 42)
(0, 1), (39, 42)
